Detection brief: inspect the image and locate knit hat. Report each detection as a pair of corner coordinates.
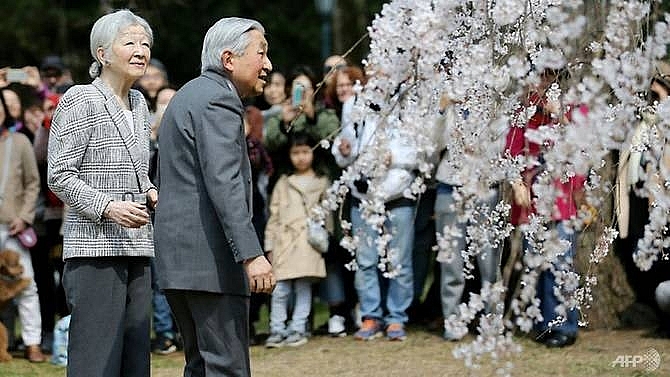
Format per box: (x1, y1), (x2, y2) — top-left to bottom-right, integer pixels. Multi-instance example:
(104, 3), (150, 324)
(40, 55), (65, 72)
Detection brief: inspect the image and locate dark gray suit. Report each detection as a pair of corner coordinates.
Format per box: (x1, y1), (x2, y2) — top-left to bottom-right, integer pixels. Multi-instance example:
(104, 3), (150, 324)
(154, 69), (263, 377)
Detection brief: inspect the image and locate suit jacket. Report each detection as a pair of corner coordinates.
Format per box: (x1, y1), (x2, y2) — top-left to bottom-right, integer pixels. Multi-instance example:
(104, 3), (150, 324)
(48, 78), (155, 259)
(154, 70), (263, 295)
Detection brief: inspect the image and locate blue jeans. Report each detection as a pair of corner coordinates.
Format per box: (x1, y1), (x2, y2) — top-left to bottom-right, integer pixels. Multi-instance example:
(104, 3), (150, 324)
(269, 278), (312, 335)
(434, 184), (501, 319)
(351, 204), (415, 325)
(150, 260), (174, 338)
(528, 221), (578, 336)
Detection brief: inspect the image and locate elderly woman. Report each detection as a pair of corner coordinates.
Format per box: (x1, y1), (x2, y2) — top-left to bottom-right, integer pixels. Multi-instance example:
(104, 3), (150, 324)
(48, 9), (157, 376)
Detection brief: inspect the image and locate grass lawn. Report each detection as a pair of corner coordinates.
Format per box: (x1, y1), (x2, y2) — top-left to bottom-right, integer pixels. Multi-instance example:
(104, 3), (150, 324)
(2, 327), (668, 377)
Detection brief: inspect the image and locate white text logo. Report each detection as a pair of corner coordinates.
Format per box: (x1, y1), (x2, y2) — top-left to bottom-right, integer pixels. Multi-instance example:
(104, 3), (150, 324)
(611, 348), (661, 372)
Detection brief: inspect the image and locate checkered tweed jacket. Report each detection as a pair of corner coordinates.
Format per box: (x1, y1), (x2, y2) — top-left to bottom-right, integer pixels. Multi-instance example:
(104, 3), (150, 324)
(48, 78), (155, 259)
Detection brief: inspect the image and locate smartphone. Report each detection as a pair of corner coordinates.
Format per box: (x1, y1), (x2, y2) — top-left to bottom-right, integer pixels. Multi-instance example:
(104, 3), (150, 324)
(6, 68), (28, 83)
(292, 83), (304, 106)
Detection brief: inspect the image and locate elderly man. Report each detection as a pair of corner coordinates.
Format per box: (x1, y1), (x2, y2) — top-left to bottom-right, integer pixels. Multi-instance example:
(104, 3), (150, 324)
(154, 17), (275, 377)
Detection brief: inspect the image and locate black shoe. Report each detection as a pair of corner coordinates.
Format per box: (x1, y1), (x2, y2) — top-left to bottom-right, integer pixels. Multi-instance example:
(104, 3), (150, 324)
(41, 331), (54, 354)
(544, 333), (576, 348)
(151, 334), (178, 355)
(312, 321), (331, 336)
(13, 339), (25, 353)
(249, 326), (263, 346)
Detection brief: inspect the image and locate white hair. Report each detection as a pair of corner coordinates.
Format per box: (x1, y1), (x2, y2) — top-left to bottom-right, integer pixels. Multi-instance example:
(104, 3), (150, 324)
(200, 17), (265, 74)
(88, 9), (153, 78)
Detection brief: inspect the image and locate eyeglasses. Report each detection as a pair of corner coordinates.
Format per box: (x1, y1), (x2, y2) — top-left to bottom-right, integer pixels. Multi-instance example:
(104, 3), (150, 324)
(323, 63), (346, 74)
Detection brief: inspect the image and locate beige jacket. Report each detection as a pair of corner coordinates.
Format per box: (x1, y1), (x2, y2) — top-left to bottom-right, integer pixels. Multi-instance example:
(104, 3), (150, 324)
(0, 132), (40, 225)
(616, 136), (635, 239)
(265, 174), (330, 281)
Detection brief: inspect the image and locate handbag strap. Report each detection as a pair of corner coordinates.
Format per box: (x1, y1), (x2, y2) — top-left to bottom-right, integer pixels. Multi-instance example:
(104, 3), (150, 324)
(289, 176), (316, 217)
(0, 134), (13, 205)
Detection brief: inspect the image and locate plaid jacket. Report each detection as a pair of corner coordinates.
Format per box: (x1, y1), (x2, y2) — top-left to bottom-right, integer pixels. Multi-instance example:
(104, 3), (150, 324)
(48, 78), (155, 259)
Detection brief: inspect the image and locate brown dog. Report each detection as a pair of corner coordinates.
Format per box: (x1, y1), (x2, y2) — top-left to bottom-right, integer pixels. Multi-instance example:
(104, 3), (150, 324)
(0, 249), (30, 362)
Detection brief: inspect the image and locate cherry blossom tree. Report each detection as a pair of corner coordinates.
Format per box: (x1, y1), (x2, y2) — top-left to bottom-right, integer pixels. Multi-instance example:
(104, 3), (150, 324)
(313, 0), (670, 374)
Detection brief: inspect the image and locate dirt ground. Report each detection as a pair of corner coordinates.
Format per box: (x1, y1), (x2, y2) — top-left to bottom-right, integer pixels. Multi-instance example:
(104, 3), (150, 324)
(160, 328), (667, 377)
(3, 327), (668, 376)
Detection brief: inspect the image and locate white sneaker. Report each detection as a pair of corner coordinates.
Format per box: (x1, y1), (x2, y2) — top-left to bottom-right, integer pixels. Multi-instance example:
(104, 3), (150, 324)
(284, 332), (308, 347)
(328, 315), (346, 337)
(265, 333), (285, 348)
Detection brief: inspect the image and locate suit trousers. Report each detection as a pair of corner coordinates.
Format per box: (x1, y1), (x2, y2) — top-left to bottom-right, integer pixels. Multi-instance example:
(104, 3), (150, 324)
(63, 256), (151, 377)
(165, 289), (251, 377)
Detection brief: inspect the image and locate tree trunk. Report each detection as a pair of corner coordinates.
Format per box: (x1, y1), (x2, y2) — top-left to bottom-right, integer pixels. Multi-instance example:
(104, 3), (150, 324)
(575, 152), (635, 329)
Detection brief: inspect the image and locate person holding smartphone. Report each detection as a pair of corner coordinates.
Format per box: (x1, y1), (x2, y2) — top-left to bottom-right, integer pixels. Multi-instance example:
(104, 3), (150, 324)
(0, 66), (47, 94)
(264, 65), (341, 183)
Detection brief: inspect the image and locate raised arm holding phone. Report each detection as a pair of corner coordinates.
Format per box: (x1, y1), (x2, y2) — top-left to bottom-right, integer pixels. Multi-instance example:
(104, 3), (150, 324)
(263, 65), (341, 179)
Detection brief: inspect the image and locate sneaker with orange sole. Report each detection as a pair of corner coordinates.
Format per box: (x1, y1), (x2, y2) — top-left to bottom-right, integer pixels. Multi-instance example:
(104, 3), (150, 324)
(386, 323), (407, 341)
(353, 319), (383, 340)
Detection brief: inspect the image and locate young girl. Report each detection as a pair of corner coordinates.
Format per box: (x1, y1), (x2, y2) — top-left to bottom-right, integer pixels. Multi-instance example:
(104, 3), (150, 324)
(264, 132), (330, 347)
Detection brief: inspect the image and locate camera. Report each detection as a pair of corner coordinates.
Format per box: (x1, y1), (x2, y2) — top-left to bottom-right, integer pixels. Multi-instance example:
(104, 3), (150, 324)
(6, 68), (28, 83)
(292, 83), (304, 106)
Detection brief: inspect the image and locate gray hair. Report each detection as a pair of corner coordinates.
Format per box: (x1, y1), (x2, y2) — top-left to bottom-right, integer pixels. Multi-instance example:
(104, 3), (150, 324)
(88, 9), (153, 78)
(200, 17), (265, 74)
